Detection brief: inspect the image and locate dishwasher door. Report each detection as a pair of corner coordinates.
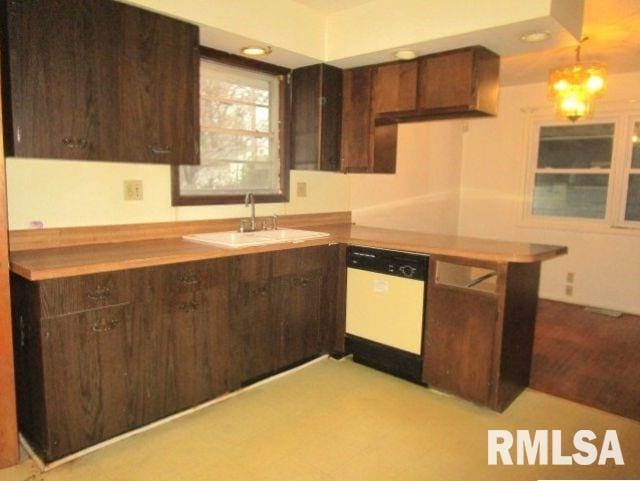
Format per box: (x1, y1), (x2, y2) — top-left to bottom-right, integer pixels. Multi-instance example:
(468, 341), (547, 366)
(346, 267), (425, 355)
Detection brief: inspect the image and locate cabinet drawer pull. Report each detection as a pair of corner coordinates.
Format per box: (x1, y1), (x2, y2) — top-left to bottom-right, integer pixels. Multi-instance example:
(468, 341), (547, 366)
(178, 273), (199, 286)
(91, 318), (119, 332)
(87, 285), (112, 301)
(178, 300), (199, 312)
(62, 137), (88, 149)
(148, 144), (172, 155)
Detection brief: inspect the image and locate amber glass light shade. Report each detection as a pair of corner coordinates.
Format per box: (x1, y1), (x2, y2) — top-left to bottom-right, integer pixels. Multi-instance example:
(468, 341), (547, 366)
(548, 62), (607, 122)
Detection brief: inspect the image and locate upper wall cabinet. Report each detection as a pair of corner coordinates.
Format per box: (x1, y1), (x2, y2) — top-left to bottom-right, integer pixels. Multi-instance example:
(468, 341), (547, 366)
(376, 46), (500, 123)
(291, 64), (342, 171)
(1, 0), (199, 164)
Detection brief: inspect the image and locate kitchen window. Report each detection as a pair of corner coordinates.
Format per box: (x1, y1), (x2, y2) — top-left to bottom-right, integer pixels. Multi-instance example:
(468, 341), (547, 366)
(172, 49), (290, 205)
(524, 113), (640, 230)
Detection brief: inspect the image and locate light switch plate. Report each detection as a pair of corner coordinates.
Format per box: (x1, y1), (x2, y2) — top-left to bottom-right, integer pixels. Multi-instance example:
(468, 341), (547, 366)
(296, 182), (307, 198)
(124, 180), (143, 201)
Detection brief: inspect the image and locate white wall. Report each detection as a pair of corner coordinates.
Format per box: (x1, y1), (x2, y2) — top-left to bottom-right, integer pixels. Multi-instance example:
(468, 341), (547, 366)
(350, 121), (463, 234)
(5, 159), (349, 229)
(458, 71), (640, 315)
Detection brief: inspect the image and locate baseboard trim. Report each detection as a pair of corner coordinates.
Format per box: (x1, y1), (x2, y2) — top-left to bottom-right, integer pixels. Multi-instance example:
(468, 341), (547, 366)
(22, 355), (329, 472)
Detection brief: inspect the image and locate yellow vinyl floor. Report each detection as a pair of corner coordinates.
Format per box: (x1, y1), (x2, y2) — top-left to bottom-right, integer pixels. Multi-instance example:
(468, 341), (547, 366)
(1, 358), (639, 481)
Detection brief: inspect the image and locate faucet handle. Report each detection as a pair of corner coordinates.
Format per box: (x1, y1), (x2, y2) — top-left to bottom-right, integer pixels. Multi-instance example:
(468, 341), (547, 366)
(271, 214), (278, 230)
(238, 219), (248, 232)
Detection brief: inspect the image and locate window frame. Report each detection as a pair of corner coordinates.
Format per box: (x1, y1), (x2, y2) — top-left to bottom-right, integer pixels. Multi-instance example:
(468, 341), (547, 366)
(171, 46), (291, 206)
(521, 109), (640, 233)
(616, 115), (640, 228)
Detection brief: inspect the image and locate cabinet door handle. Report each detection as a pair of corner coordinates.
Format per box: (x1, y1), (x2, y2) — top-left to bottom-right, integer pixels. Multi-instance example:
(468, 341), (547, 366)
(148, 144), (172, 155)
(253, 285), (268, 296)
(178, 300), (199, 312)
(62, 137), (88, 149)
(87, 284), (112, 301)
(92, 318), (119, 332)
(178, 273), (199, 285)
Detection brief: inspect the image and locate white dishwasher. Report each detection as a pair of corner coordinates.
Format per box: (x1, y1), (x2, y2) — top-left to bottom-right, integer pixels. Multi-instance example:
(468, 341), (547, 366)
(345, 245), (428, 383)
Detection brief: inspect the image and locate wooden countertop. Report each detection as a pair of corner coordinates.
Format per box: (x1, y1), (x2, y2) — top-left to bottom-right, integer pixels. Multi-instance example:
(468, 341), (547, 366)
(10, 223), (567, 281)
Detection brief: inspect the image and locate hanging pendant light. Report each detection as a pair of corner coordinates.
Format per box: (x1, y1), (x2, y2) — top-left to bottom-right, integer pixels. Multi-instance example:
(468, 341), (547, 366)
(548, 37), (606, 122)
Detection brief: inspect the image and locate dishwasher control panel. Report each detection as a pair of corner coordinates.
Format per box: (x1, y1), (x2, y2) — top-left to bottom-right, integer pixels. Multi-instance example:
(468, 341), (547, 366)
(346, 246), (428, 281)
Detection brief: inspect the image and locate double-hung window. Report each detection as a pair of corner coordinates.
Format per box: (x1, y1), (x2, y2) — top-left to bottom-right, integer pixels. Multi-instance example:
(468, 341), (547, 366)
(172, 51), (289, 205)
(525, 112), (640, 230)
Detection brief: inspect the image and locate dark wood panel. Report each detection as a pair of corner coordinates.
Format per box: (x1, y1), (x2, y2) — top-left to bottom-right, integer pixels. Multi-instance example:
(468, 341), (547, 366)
(371, 61), (417, 114)
(372, 124), (397, 174)
(39, 270), (131, 318)
(531, 299), (640, 422)
(418, 49), (474, 110)
(229, 254), (279, 385)
(0, 49), (18, 467)
(291, 65), (321, 170)
(423, 257), (498, 405)
(491, 261), (540, 411)
(274, 272), (324, 368)
(319, 65), (343, 171)
(291, 64), (342, 171)
(341, 66), (373, 173)
(118, 2), (198, 165)
(4, 0), (120, 159)
(41, 304), (140, 460)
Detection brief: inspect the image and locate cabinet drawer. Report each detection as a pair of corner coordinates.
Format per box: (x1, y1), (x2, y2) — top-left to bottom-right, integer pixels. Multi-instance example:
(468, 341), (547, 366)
(271, 246), (329, 278)
(135, 258), (231, 302)
(40, 271), (131, 318)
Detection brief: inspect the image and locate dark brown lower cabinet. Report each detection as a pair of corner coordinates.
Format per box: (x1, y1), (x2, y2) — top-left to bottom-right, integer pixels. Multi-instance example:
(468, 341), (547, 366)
(423, 256), (541, 412)
(11, 245), (339, 462)
(230, 245), (337, 386)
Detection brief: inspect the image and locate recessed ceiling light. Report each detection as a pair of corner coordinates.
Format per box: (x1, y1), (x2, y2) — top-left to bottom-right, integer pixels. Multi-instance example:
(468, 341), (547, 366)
(520, 31), (551, 43)
(241, 46), (272, 56)
(395, 50), (417, 60)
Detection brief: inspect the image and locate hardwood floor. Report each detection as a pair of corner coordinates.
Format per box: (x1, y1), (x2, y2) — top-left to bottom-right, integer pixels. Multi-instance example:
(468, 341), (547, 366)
(531, 299), (640, 421)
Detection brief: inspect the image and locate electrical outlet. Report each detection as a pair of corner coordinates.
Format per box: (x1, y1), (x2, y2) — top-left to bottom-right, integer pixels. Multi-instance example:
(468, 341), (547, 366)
(296, 182), (307, 198)
(566, 272), (575, 283)
(565, 284), (573, 296)
(124, 180), (143, 201)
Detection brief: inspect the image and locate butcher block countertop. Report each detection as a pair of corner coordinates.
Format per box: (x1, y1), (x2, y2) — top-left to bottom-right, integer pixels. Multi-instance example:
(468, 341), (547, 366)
(10, 223), (567, 281)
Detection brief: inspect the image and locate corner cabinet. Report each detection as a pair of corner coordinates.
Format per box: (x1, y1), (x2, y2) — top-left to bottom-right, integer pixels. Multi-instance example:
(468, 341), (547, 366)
(290, 64), (342, 171)
(10, 245), (339, 462)
(1, 0), (199, 164)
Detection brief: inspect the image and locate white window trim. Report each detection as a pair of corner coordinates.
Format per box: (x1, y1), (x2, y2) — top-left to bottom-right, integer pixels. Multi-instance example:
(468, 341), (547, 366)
(519, 107), (640, 236)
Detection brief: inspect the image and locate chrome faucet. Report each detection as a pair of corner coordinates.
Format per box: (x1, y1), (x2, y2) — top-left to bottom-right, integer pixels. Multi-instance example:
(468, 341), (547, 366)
(244, 192), (256, 232)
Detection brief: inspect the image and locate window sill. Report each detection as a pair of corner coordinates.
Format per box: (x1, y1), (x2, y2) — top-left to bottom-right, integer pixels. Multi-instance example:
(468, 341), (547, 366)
(517, 216), (640, 237)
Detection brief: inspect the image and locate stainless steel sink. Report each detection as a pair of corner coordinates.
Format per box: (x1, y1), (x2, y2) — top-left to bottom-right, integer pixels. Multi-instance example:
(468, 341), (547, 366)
(183, 228), (330, 249)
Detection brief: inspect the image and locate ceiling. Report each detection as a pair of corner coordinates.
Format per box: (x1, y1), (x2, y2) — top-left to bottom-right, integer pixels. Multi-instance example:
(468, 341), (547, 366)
(293, 0), (375, 13)
(500, 0), (640, 85)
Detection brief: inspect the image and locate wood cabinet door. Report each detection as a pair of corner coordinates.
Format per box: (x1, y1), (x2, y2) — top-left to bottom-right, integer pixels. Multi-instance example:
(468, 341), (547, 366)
(273, 272), (325, 369)
(341, 67), (373, 172)
(423, 266), (498, 405)
(5, 0), (120, 159)
(141, 262), (232, 421)
(118, 3), (198, 165)
(371, 62), (417, 115)
(41, 304), (141, 460)
(229, 253), (279, 386)
(417, 50), (474, 111)
(291, 64), (343, 172)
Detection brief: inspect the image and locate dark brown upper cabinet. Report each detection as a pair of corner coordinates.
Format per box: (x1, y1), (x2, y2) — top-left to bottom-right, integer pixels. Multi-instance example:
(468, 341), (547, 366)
(377, 46), (499, 123)
(291, 64), (342, 171)
(1, 0), (199, 165)
(371, 61), (418, 115)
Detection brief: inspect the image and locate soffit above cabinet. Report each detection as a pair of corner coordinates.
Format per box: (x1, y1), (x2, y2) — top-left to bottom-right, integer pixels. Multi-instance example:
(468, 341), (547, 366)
(124, 0), (584, 73)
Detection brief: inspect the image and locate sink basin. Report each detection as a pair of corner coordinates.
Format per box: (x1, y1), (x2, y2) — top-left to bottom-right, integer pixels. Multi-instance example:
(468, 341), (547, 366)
(183, 228), (330, 249)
